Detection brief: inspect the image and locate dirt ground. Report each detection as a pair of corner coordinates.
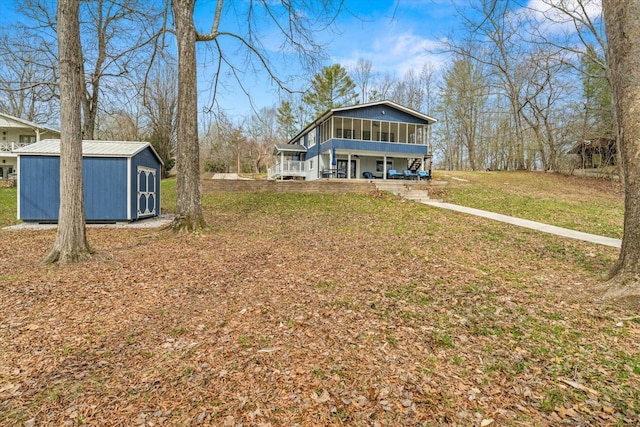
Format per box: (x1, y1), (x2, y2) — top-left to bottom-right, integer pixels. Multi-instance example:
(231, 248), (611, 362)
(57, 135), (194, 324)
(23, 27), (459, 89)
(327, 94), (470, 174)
(1, 186), (638, 426)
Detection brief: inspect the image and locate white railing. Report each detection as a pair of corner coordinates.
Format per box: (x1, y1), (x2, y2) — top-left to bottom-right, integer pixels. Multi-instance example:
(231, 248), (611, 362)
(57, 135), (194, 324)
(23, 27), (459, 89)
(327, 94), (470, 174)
(0, 141), (31, 152)
(268, 160), (306, 180)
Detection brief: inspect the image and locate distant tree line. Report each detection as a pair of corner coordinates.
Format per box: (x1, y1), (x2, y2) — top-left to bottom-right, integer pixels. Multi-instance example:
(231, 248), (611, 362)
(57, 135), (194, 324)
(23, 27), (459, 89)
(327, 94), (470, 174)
(0, 1), (612, 177)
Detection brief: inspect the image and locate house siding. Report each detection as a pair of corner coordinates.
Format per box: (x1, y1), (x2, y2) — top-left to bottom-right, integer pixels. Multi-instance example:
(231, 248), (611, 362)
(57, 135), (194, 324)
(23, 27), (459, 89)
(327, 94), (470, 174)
(335, 105), (427, 124)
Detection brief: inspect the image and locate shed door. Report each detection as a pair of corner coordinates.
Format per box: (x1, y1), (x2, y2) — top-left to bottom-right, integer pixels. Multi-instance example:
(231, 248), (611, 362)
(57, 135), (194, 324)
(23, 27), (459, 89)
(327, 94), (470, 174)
(137, 166), (157, 218)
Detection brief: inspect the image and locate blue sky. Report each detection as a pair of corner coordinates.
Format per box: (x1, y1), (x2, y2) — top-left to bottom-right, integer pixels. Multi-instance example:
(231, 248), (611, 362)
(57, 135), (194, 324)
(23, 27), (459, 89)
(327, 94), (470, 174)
(199, 0), (461, 118)
(1, 0), (604, 122)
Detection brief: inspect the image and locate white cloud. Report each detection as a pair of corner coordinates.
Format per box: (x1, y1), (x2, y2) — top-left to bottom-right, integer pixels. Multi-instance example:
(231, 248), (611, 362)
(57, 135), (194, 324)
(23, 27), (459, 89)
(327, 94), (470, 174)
(331, 28), (445, 77)
(525, 0), (602, 34)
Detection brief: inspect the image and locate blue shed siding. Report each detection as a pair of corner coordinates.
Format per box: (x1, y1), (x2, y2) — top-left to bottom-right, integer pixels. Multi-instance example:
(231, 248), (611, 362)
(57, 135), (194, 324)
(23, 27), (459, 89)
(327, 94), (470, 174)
(19, 148), (161, 222)
(130, 147), (162, 218)
(19, 156), (60, 221)
(335, 105), (428, 124)
(84, 157), (128, 220)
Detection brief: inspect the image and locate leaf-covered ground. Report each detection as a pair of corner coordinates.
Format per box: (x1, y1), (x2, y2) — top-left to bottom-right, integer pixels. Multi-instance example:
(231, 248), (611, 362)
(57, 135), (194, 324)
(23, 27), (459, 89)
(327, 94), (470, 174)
(1, 176), (638, 426)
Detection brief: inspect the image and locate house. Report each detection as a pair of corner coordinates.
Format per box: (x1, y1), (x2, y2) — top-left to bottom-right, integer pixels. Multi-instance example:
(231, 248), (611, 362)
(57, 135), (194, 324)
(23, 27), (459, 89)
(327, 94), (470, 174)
(14, 139), (163, 223)
(0, 112), (60, 181)
(568, 138), (617, 168)
(268, 100), (437, 181)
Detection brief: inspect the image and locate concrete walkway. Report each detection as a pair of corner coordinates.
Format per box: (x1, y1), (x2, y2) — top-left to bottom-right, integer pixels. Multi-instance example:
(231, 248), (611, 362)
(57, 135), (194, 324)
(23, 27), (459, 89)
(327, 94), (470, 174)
(423, 201), (622, 248)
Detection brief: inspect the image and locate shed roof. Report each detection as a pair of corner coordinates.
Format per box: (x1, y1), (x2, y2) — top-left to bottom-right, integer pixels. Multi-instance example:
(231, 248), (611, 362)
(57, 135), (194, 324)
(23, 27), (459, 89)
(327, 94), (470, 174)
(13, 139), (163, 164)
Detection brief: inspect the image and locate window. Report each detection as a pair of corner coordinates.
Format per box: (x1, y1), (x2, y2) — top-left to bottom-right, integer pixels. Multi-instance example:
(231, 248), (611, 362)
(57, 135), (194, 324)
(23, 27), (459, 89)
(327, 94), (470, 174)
(310, 160), (314, 170)
(363, 130), (371, 140)
(337, 128), (353, 139)
(19, 135), (36, 144)
(376, 160), (393, 172)
(308, 131), (316, 147)
(378, 132), (395, 142)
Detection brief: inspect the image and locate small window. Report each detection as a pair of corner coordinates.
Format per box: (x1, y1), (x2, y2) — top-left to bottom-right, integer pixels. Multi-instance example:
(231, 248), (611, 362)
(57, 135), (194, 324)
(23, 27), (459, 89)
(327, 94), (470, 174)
(310, 160), (314, 170)
(376, 160), (393, 172)
(337, 128), (353, 139)
(377, 132), (395, 142)
(19, 135), (36, 144)
(363, 130), (371, 141)
(308, 131), (316, 147)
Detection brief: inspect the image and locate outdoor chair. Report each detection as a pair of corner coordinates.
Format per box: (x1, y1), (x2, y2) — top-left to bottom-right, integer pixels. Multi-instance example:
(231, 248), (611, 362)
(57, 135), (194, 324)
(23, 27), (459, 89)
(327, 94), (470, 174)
(403, 169), (418, 180)
(418, 170), (431, 181)
(387, 169), (402, 179)
(362, 171), (375, 179)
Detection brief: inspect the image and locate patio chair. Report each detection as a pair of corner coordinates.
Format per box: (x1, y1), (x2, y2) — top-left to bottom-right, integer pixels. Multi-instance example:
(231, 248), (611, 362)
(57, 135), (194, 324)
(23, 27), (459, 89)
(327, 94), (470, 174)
(418, 170), (432, 181)
(403, 169), (418, 180)
(387, 169), (402, 179)
(362, 171), (375, 179)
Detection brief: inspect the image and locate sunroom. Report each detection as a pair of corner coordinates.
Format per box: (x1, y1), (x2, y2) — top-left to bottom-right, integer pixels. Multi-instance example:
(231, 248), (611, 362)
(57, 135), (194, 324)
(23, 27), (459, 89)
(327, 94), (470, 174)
(269, 100), (436, 181)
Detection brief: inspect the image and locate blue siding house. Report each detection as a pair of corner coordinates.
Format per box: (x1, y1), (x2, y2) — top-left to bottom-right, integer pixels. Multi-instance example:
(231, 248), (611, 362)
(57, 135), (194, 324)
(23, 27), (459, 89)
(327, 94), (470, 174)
(268, 100), (437, 181)
(14, 139), (163, 222)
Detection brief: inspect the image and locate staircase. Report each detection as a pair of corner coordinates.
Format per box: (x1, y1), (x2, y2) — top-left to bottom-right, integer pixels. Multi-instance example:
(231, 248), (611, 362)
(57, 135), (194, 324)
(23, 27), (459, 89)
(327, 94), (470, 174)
(373, 181), (431, 203)
(408, 158), (422, 172)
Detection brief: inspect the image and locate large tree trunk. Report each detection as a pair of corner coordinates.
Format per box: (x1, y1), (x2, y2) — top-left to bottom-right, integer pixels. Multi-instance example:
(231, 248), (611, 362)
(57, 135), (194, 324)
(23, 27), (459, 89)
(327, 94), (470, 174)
(170, 0), (206, 231)
(44, 0), (92, 264)
(603, 0), (640, 299)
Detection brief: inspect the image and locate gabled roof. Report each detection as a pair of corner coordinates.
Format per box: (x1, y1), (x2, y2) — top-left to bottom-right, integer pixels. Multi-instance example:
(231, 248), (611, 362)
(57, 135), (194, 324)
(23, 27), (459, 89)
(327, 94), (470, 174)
(0, 112), (60, 135)
(328, 100), (437, 124)
(288, 100), (437, 144)
(273, 143), (307, 155)
(13, 139), (163, 164)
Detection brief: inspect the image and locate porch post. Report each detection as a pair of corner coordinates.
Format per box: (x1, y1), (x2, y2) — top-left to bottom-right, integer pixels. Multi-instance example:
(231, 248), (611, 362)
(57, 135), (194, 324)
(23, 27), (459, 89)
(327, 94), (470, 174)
(383, 156), (387, 180)
(280, 151), (284, 180)
(347, 153), (351, 179)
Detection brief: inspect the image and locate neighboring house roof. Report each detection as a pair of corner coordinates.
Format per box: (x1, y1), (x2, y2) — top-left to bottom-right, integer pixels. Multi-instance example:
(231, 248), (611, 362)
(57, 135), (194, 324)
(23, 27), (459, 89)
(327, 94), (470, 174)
(568, 138), (616, 154)
(13, 139), (163, 164)
(273, 143), (307, 155)
(288, 100), (438, 144)
(0, 112), (60, 135)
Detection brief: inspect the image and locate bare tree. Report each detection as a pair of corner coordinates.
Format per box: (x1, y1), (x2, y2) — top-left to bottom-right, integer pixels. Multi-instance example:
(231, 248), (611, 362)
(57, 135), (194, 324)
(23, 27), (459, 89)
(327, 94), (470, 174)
(0, 33), (58, 122)
(169, 0), (344, 231)
(6, 0), (162, 139)
(142, 63), (177, 177)
(352, 58), (373, 104)
(44, 0), (91, 264)
(444, 0), (530, 169)
(602, 0), (640, 299)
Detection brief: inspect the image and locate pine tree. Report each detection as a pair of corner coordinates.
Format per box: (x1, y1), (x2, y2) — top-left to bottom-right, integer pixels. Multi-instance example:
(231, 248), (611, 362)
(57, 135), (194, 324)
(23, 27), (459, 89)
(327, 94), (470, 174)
(303, 64), (358, 116)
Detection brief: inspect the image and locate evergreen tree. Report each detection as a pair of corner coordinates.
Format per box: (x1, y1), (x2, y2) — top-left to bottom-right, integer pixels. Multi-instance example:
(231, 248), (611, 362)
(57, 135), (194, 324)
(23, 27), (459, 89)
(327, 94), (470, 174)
(276, 100), (297, 140)
(303, 64), (358, 116)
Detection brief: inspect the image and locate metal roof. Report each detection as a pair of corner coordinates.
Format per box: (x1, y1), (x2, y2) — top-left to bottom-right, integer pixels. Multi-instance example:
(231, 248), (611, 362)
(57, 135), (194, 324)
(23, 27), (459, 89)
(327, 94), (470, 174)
(13, 139), (163, 164)
(0, 112), (60, 135)
(273, 143), (307, 155)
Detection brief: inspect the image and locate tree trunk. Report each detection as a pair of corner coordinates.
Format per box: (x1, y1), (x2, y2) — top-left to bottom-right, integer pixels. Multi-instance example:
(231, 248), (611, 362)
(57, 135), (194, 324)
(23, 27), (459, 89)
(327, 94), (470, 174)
(603, 0), (640, 299)
(44, 0), (92, 264)
(170, 0), (206, 232)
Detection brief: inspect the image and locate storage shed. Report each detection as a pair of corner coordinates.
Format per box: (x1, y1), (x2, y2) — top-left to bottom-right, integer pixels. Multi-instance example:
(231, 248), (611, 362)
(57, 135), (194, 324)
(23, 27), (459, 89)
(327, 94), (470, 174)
(14, 139), (163, 222)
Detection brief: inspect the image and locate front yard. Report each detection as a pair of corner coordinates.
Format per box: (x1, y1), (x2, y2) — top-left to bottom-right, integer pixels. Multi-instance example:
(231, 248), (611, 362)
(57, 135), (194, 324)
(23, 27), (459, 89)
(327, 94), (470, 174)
(0, 173), (637, 426)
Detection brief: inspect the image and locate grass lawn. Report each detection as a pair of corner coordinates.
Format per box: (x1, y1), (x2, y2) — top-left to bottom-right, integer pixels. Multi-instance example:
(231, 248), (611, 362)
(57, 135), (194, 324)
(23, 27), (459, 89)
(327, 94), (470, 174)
(0, 172), (637, 426)
(434, 171), (625, 239)
(0, 184), (18, 227)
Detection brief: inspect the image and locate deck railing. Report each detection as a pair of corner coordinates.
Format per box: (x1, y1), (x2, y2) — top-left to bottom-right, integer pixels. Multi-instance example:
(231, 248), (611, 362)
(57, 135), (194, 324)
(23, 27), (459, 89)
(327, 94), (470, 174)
(0, 141), (31, 152)
(268, 160), (306, 180)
